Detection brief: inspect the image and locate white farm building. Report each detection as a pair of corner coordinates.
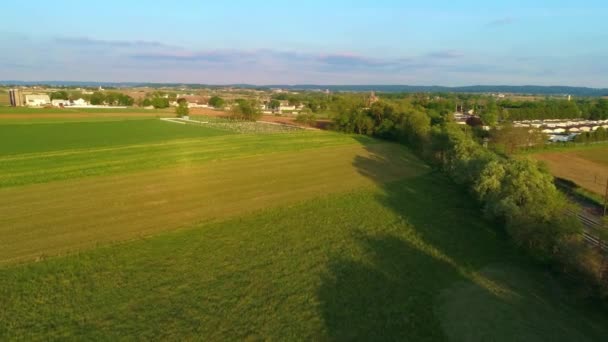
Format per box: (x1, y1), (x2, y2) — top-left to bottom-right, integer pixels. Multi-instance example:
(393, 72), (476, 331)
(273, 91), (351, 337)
(25, 94), (51, 107)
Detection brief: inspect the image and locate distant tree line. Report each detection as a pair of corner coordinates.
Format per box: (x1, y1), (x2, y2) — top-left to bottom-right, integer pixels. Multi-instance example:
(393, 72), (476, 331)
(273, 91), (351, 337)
(501, 98), (608, 121)
(50, 90), (134, 106)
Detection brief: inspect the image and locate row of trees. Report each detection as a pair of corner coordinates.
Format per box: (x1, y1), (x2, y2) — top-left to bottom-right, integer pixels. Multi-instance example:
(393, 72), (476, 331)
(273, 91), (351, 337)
(50, 90), (135, 106)
(142, 97), (170, 109)
(90, 92), (134, 106)
(332, 100), (431, 148)
(332, 98), (608, 298)
(501, 100), (581, 120)
(500, 98), (608, 121)
(426, 123), (607, 297)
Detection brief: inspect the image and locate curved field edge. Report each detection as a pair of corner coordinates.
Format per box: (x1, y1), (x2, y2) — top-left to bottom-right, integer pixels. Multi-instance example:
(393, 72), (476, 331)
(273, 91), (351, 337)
(1, 174), (606, 340)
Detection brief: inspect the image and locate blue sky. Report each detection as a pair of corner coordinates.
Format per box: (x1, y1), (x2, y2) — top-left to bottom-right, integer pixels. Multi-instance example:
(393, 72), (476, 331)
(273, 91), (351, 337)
(1, 0), (607, 86)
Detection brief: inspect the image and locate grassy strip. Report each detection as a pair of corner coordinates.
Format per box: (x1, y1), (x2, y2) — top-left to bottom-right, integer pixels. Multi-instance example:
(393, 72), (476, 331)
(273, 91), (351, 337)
(0, 106), (172, 114)
(0, 119), (232, 155)
(520, 140), (608, 155)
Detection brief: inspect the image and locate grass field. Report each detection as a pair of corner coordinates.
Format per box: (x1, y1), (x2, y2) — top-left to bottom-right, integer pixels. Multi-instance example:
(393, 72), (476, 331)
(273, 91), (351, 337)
(0, 93), (9, 106)
(1, 116), (607, 340)
(532, 145), (608, 197)
(0, 106), (172, 115)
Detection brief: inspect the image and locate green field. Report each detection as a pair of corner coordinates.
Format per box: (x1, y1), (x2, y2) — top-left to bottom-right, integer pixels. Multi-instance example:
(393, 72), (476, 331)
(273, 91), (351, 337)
(0, 93), (8, 106)
(0, 106), (171, 114)
(1, 116), (607, 340)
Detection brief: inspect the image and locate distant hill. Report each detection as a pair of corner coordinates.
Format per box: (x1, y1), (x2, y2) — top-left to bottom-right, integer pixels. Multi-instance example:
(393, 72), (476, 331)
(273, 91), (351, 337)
(270, 85), (608, 97)
(1, 81), (607, 96)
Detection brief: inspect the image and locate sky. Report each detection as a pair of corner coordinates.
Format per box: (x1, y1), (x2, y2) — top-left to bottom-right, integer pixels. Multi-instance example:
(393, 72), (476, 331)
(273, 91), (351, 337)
(1, 0), (607, 86)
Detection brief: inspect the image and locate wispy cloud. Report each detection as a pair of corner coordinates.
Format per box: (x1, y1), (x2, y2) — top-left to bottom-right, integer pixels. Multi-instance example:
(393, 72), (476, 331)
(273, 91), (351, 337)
(316, 54), (390, 68)
(2, 34), (607, 87)
(131, 50), (255, 63)
(425, 50), (464, 59)
(486, 17), (515, 27)
(54, 36), (171, 48)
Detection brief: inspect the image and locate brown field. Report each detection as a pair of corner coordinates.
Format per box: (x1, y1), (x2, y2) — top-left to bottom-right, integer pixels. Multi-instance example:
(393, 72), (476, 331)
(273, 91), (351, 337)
(0, 143), (426, 265)
(190, 108), (331, 128)
(533, 146), (608, 196)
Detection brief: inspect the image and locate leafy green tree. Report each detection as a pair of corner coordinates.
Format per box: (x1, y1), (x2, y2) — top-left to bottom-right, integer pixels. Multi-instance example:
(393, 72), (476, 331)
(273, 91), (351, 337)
(479, 99), (499, 126)
(295, 108), (316, 126)
(50, 91), (69, 100)
(90, 92), (106, 105)
(268, 99), (280, 112)
(105, 92), (118, 105)
(208, 96), (225, 108)
(151, 97), (169, 109)
(231, 99), (261, 121)
(176, 98), (189, 117)
(590, 99), (608, 120)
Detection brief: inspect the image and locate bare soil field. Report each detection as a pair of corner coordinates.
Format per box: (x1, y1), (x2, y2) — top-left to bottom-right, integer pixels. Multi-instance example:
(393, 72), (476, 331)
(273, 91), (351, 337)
(533, 147), (608, 196)
(189, 108), (331, 128)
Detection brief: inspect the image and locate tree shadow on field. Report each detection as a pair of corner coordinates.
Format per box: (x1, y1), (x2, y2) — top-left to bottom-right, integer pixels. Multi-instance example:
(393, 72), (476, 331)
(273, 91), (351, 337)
(316, 139), (525, 340)
(317, 234), (464, 340)
(351, 138), (510, 272)
(317, 139), (608, 341)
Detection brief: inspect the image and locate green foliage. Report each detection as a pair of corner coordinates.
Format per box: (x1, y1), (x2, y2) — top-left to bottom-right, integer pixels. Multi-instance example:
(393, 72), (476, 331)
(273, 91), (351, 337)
(295, 109), (317, 126)
(87, 92), (134, 106)
(590, 99), (608, 120)
(478, 98), (500, 126)
(426, 123), (608, 296)
(50, 91), (69, 100)
(332, 100), (431, 148)
(208, 96), (225, 108)
(231, 99), (261, 121)
(490, 124), (546, 155)
(574, 127), (608, 143)
(89, 92), (106, 105)
(501, 99), (581, 120)
(151, 97), (169, 109)
(175, 98), (189, 117)
(268, 99), (280, 111)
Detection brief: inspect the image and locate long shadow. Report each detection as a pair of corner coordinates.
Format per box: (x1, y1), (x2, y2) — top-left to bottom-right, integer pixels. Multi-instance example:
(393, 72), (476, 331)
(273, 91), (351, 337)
(350, 139), (512, 269)
(318, 234), (462, 340)
(316, 138), (608, 340)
